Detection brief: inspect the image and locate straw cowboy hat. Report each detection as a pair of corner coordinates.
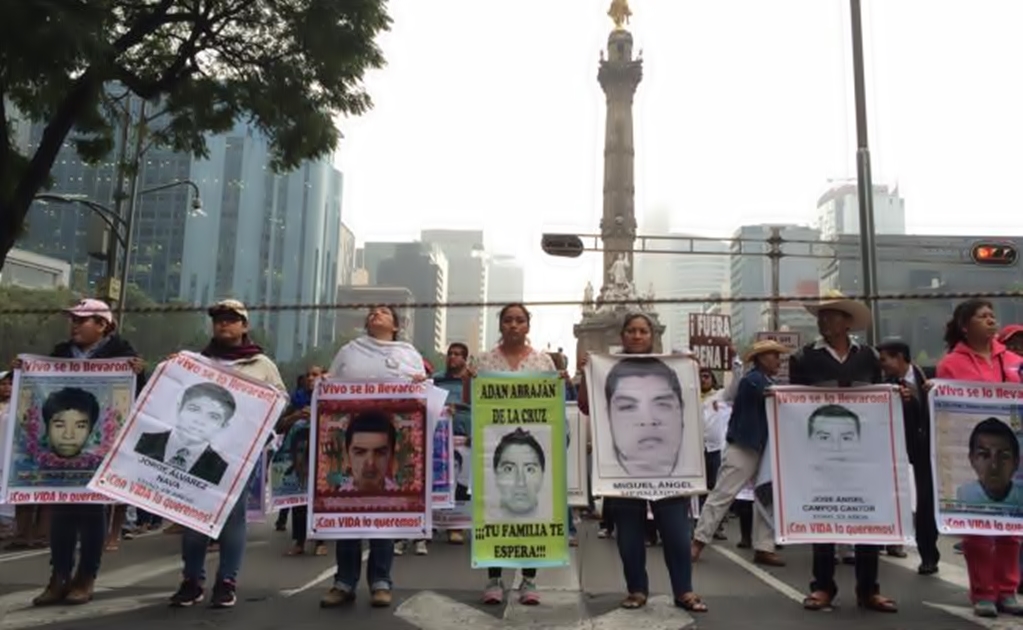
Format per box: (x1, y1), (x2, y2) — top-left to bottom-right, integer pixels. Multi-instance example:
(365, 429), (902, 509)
(803, 290), (872, 330)
(743, 340), (790, 363)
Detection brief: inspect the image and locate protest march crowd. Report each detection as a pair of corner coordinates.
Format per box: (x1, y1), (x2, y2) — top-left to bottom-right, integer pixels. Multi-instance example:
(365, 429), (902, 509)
(3, 291), (1023, 621)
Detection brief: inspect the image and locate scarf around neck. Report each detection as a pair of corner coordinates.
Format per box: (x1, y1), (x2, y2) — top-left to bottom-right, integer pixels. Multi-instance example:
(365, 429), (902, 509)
(201, 335), (265, 362)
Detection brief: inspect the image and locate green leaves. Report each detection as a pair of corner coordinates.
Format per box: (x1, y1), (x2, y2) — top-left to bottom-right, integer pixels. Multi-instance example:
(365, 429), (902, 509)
(0, 0), (391, 267)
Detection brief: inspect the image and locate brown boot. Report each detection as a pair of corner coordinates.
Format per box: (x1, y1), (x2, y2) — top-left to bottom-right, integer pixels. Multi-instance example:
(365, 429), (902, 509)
(32, 574), (70, 607)
(65, 574), (95, 605)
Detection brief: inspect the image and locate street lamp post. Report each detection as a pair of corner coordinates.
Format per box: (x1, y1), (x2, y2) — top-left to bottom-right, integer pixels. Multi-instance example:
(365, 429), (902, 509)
(33, 179), (202, 322)
(849, 0), (881, 344)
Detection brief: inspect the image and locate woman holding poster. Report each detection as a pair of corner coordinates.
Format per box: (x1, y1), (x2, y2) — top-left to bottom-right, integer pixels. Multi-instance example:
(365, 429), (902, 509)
(579, 313), (707, 613)
(465, 303), (563, 607)
(319, 305), (427, 610)
(168, 300), (286, 610)
(937, 299), (1023, 618)
(26, 299), (146, 608)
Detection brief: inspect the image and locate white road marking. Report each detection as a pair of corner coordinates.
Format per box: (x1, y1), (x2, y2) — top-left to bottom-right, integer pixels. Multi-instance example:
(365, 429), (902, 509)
(279, 548), (369, 597)
(0, 540), (268, 625)
(924, 602), (1015, 629)
(707, 544), (806, 604)
(395, 590), (693, 630)
(514, 548), (580, 592)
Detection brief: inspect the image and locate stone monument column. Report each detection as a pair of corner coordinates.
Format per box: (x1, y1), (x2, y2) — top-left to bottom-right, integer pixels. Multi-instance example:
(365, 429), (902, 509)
(598, 1), (642, 291)
(573, 0), (664, 361)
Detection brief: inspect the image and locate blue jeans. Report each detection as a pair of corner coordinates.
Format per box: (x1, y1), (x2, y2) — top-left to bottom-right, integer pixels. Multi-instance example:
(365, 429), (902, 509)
(610, 497), (693, 596)
(49, 504), (106, 578)
(182, 498), (246, 583)
(334, 539), (394, 592)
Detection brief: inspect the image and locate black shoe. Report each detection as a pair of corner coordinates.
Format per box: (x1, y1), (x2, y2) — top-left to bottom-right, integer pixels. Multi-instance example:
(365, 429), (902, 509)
(918, 562), (939, 576)
(210, 580), (237, 608)
(169, 580), (204, 607)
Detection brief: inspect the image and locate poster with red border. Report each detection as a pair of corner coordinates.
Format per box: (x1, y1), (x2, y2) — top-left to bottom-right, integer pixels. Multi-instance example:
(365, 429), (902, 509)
(89, 352), (286, 538)
(767, 385), (913, 545)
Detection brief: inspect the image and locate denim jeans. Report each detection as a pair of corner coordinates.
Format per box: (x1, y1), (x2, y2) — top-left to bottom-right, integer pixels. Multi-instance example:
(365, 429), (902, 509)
(49, 504), (106, 578)
(291, 506), (308, 545)
(181, 497), (246, 583)
(334, 539), (394, 592)
(610, 497), (692, 596)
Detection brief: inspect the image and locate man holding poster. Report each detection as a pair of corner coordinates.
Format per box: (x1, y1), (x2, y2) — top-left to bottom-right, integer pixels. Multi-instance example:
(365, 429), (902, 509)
(91, 300), (287, 610)
(788, 292), (898, 614)
(5, 299), (146, 608)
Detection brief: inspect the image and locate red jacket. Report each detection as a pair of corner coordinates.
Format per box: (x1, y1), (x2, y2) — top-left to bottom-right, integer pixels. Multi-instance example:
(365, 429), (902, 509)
(936, 340), (1022, 383)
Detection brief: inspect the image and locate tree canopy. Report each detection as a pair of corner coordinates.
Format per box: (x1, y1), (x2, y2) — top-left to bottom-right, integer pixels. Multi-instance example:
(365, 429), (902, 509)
(0, 0), (390, 269)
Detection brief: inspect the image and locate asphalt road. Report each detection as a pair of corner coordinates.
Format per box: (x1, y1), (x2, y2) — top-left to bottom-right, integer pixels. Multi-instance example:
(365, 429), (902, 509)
(0, 517), (1003, 630)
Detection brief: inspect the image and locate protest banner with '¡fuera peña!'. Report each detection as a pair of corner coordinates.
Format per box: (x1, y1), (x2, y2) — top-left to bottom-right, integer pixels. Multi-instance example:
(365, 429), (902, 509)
(306, 379), (447, 540)
(930, 380), (1023, 536)
(88, 352), (287, 538)
(471, 372), (568, 569)
(689, 313), (734, 372)
(1, 355), (136, 505)
(766, 385), (914, 545)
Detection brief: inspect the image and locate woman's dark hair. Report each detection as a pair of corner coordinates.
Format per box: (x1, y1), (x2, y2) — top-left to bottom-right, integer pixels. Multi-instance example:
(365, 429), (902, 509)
(944, 299), (994, 351)
(365, 305), (401, 341)
(498, 303), (531, 323)
(620, 313), (654, 335)
(492, 428), (545, 472)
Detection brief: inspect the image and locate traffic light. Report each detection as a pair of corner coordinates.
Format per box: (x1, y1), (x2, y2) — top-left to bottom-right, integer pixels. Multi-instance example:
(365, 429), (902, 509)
(970, 242), (1019, 266)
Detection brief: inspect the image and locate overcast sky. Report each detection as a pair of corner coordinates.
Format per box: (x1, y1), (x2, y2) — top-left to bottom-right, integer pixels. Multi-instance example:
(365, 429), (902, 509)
(335, 0), (1023, 356)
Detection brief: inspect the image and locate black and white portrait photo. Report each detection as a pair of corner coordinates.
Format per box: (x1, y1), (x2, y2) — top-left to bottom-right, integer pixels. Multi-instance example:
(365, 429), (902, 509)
(483, 426), (552, 522)
(133, 382), (236, 485)
(586, 354), (704, 497)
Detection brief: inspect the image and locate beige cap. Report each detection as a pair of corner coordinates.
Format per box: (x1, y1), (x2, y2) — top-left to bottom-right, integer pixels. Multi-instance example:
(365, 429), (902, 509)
(208, 299), (249, 322)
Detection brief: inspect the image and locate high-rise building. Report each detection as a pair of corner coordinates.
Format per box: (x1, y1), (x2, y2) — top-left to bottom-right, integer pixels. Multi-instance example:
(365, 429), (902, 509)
(421, 229), (487, 354)
(338, 223), (356, 286)
(15, 101), (192, 300)
(361, 242), (401, 284)
(484, 254), (525, 349)
(375, 242), (448, 354)
(817, 181), (906, 239)
(728, 224), (822, 344)
(180, 123), (344, 361)
(634, 209), (729, 348)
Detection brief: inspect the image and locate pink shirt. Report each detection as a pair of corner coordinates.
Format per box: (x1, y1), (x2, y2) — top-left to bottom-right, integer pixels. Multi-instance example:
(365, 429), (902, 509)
(936, 340), (1023, 383)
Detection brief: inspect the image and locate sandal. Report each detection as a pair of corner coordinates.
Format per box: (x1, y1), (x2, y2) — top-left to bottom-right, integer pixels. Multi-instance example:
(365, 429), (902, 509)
(675, 592), (708, 612)
(803, 590), (833, 611)
(620, 593), (647, 609)
(857, 594), (897, 613)
(314, 543), (327, 556)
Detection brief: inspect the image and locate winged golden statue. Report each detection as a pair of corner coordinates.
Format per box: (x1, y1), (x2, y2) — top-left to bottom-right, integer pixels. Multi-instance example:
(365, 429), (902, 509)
(608, 0), (632, 29)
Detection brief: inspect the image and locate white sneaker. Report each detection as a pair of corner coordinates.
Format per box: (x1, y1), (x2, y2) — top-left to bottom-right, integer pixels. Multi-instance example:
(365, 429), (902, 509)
(394, 541), (406, 556)
(414, 540), (428, 555)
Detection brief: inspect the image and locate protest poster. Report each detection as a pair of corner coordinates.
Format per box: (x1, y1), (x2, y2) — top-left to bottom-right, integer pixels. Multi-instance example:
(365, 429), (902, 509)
(754, 331), (800, 384)
(1, 355), (135, 504)
(89, 352), (286, 538)
(471, 372), (568, 568)
(434, 436), (472, 530)
(930, 380), (1023, 535)
(246, 450), (268, 523)
(307, 380), (446, 540)
(584, 354), (705, 500)
(269, 420), (310, 510)
(689, 314), (733, 371)
(432, 406), (455, 509)
(566, 402), (588, 507)
(767, 385), (913, 545)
